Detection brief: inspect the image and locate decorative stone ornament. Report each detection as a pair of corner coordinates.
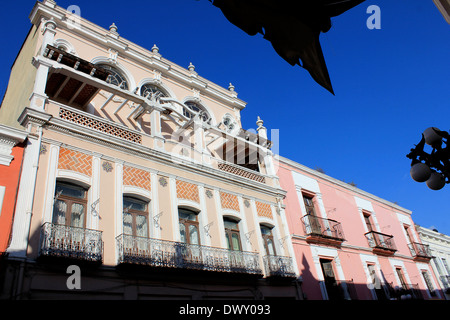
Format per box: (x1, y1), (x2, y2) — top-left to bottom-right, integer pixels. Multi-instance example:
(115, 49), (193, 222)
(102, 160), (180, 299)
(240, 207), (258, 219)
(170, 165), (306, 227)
(102, 161), (113, 173)
(108, 23), (119, 37)
(159, 177), (168, 187)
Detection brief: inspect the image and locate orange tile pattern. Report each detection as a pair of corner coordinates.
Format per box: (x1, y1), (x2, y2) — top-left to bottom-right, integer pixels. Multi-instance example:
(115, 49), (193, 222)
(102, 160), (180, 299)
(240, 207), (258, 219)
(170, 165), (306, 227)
(58, 147), (92, 176)
(256, 201), (273, 219)
(176, 180), (199, 203)
(220, 192), (240, 211)
(123, 165), (151, 190)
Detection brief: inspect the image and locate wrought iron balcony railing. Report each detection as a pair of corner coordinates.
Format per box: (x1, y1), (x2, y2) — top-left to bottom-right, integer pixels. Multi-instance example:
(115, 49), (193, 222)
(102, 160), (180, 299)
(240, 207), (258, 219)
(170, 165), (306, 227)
(116, 234), (262, 275)
(386, 282), (424, 300)
(39, 222), (103, 263)
(263, 255), (296, 278)
(365, 231), (397, 254)
(407, 242), (433, 260)
(301, 214), (345, 244)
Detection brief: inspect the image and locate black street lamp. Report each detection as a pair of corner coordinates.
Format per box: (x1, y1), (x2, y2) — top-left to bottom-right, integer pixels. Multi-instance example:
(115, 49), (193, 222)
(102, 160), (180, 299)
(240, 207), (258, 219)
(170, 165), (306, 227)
(407, 127), (450, 190)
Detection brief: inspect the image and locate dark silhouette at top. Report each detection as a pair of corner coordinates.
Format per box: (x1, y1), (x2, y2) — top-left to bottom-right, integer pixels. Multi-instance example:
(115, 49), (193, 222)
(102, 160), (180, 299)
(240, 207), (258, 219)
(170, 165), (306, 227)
(208, 0), (366, 94)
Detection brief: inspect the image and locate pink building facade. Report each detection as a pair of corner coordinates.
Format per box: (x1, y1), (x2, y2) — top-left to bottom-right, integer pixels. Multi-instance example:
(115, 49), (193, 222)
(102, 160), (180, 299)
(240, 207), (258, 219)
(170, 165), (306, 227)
(277, 156), (444, 300)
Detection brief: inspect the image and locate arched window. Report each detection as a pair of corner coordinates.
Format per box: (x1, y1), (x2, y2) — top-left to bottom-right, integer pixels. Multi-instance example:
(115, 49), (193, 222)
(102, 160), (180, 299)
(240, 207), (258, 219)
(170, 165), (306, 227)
(224, 217), (241, 251)
(179, 208), (200, 245)
(123, 196), (149, 238)
(52, 182), (88, 228)
(97, 64), (129, 90)
(183, 101), (210, 123)
(140, 83), (167, 99)
(260, 225), (276, 256)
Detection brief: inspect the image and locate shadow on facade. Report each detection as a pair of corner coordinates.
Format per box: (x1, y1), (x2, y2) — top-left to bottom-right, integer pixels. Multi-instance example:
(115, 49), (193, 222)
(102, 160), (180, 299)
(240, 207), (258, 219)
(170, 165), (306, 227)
(0, 226), (303, 300)
(0, 228), (440, 300)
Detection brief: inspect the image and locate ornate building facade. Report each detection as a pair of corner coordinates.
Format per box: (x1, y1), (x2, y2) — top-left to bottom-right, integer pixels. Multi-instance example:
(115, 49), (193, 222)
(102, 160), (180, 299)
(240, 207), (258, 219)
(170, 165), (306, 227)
(0, 0), (299, 299)
(416, 225), (450, 300)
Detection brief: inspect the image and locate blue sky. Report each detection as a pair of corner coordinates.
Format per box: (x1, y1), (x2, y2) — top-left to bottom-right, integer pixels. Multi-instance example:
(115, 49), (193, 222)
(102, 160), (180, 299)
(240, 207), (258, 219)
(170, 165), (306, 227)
(1, 1), (449, 234)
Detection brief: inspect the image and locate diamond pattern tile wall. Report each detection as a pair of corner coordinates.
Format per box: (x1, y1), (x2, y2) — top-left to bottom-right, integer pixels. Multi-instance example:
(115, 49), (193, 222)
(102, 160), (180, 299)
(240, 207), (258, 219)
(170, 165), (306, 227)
(58, 147), (92, 176)
(220, 192), (240, 211)
(123, 165), (151, 190)
(176, 180), (199, 203)
(256, 201), (273, 219)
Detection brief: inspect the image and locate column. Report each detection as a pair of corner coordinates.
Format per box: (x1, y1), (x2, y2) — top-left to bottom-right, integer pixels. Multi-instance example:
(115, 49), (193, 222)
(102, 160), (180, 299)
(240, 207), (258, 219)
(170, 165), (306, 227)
(150, 105), (165, 151)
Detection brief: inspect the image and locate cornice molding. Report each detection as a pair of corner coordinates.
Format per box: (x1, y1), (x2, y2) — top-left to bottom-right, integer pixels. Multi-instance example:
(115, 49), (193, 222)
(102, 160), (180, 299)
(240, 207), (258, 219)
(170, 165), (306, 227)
(278, 155), (412, 215)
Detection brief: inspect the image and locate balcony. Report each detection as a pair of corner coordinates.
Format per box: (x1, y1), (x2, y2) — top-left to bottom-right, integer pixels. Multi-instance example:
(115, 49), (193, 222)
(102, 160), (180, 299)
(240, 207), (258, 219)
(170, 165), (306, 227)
(386, 282), (424, 300)
(116, 234), (262, 276)
(263, 255), (296, 278)
(301, 214), (345, 246)
(407, 242), (433, 262)
(365, 231), (397, 256)
(39, 222), (103, 263)
(38, 45), (276, 189)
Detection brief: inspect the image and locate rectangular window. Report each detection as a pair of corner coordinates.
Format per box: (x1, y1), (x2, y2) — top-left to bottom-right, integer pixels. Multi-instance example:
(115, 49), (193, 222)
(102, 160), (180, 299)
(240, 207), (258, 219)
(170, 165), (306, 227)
(224, 217), (241, 251)
(422, 271), (436, 296)
(303, 195), (317, 216)
(179, 208), (200, 245)
(363, 212), (374, 232)
(52, 182), (88, 228)
(367, 264), (388, 300)
(396, 267), (408, 290)
(442, 258), (450, 274)
(123, 196), (149, 238)
(404, 225), (414, 244)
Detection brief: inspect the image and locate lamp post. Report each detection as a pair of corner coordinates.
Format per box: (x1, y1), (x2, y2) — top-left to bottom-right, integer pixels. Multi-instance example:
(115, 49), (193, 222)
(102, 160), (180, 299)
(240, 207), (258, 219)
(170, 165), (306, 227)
(407, 127), (450, 190)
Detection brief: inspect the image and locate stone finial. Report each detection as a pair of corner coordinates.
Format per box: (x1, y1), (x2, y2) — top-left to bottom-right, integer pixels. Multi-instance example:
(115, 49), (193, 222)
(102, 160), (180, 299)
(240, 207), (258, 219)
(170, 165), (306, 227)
(256, 116), (264, 128)
(151, 44), (159, 54)
(109, 23), (119, 35)
(228, 83), (235, 92)
(256, 116), (267, 139)
(188, 62), (196, 72)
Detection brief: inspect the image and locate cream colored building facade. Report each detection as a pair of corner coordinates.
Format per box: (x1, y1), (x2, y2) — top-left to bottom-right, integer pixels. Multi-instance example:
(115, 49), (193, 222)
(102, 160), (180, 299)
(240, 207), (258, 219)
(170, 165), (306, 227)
(416, 225), (450, 300)
(1, 0), (300, 299)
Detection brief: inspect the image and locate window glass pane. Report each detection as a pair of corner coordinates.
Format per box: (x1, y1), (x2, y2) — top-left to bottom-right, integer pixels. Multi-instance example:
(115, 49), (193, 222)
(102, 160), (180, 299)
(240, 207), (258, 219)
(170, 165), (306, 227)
(141, 84), (166, 98)
(189, 225), (199, 245)
(224, 218), (239, 230)
(183, 101), (210, 122)
(260, 226), (272, 235)
(56, 183), (86, 199)
(52, 200), (67, 225)
(70, 203), (85, 228)
(123, 197), (147, 212)
(232, 233), (241, 251)
(98, 64), (129, 90)
(179, 223), (187, 243)
(179, 209), (197, 221)
(267, 238), (275, 255)
(226, 233), (231, 250)
(123, 212), (133, 235)
(136, 214), (148, 238)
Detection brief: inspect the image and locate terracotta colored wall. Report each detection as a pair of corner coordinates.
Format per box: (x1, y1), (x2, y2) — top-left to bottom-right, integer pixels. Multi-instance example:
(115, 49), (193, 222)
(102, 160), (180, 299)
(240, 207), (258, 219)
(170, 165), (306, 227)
(0, 143), (25, 252)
